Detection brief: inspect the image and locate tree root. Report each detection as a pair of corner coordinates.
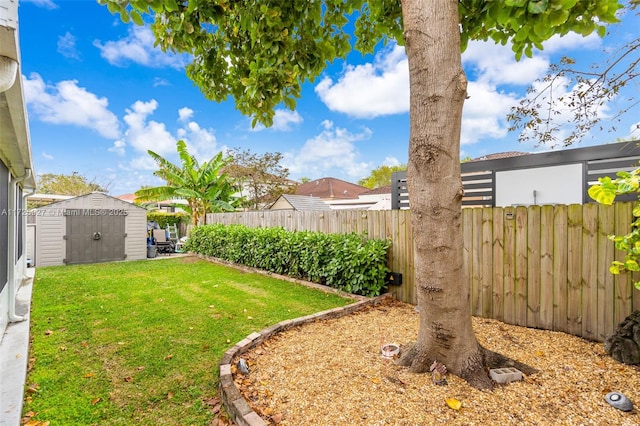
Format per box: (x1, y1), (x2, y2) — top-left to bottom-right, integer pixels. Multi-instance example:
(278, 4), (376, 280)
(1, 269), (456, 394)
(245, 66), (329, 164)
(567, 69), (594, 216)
(398, 342), (538, 390)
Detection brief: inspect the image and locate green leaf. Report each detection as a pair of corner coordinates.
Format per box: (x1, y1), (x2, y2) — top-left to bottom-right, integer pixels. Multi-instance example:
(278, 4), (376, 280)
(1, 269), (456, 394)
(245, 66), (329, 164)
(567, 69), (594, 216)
(130, 10), (144, 26)
(626, 259), (640, 272)
(588, 182), (617, 205)
(528, 0), (549, 14)
(548, 9), (570, 26)
(165, 0), (179, 12)
(504, 0), (528, 6)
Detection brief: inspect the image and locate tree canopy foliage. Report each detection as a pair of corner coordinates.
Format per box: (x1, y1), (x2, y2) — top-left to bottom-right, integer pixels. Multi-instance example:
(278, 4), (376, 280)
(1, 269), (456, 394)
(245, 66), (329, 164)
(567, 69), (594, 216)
(358, 164), (406, 189)
(37, 172), (108, 196)
(100, 0), (621, 127)
(134, 140), (240, 225)
(224, 148), (296, 210)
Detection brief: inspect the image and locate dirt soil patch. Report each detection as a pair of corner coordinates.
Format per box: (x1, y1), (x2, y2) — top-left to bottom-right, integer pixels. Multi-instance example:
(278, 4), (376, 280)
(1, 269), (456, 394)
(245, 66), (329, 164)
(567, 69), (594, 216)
(234, 299), (640, 425)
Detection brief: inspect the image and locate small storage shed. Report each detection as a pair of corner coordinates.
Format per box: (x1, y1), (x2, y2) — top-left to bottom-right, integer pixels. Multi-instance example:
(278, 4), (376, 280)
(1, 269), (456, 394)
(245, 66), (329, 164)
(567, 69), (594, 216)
(33, 192), (147, 266)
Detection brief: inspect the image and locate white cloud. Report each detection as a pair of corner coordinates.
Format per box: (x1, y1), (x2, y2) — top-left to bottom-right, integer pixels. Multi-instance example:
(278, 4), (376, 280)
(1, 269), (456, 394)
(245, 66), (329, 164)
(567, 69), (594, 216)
(315, 44), (409, 118)
(22, 0), (57, 9)
(57, 32), (80, 60)
(118, 102), (221, 165)
(94, 26), (188, 69)
(178, 107), (194, 122)
(128, 155), (159, 171)
(108, 140), (126, 156)
(41, 152), (54, 160)
(542, 32), (602, 54)
(121, 99), (176, 156)
(461, 81), (520, 145)
(463, 40), (550, 86)
(250, 109), (303, 132)
(153, 77), (171, 87)
(272, 109), (303, 131)
(383, 156), (401, 167)
(284, 120), (372, 179)
(22, 73), (121, 139)
(176, 120), (222, 162)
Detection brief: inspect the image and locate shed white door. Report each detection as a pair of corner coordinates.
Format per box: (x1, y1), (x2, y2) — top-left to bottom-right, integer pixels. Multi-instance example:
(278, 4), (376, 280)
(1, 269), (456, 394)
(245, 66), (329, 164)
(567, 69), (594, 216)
(65, 210), (126, 264)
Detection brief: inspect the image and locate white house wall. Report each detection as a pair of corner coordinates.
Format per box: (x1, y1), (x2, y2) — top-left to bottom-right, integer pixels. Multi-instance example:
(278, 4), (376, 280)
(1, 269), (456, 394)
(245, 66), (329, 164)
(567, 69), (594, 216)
(495, 163), (583, 207)
(0, 162), (9, 338)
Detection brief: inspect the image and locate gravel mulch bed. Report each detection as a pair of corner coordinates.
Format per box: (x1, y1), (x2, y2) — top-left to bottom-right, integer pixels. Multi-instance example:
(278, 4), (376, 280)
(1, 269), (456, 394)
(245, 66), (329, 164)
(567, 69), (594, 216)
(234, 299), (640, 425)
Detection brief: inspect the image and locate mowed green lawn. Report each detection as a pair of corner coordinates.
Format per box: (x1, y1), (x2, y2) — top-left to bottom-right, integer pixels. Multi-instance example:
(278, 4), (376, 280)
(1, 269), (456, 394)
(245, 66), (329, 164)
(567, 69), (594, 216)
(25, 256), (352, 425)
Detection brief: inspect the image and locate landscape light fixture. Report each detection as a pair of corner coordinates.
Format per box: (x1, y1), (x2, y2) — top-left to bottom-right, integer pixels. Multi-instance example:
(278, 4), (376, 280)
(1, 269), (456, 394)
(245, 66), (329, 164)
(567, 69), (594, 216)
(0, 55), (18, 92)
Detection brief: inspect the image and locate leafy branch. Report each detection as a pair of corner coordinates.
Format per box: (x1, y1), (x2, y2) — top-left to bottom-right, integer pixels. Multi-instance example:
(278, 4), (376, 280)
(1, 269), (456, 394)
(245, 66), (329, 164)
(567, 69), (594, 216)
(508, 6), (640, 147)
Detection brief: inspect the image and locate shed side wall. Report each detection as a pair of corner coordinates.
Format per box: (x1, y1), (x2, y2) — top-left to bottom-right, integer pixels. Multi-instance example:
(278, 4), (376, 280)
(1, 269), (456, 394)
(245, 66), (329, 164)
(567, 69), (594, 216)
(125, 207), (147, 261)
(35, 214), (65, 266)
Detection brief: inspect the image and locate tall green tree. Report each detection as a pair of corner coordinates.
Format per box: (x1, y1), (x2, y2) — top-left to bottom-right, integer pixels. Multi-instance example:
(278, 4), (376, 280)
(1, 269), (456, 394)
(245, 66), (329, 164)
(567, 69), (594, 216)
(102, 0), (622, 389)
(225, 148), (296, 210)
(135, 140), (240, 226)
(358, 164), (406, 189)
(37, 172), (108, 195)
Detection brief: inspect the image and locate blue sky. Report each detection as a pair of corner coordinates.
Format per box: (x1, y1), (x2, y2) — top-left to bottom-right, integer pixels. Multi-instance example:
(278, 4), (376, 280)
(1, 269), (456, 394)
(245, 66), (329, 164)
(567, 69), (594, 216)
(17, 0), (640, 196)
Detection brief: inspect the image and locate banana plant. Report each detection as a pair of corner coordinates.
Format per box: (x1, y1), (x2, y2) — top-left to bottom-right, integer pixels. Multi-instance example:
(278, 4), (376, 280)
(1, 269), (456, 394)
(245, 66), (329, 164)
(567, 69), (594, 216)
(135, 140), (242, 226)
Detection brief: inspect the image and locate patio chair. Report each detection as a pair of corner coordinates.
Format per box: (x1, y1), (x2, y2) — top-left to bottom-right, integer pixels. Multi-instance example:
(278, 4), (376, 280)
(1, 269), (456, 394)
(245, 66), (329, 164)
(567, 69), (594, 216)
(153, 229), (174, 254)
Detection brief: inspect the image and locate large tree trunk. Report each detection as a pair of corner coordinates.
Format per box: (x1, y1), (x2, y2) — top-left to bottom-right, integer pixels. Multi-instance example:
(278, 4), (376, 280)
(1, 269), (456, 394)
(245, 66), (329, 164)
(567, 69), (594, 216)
(397, 0), (492, 389)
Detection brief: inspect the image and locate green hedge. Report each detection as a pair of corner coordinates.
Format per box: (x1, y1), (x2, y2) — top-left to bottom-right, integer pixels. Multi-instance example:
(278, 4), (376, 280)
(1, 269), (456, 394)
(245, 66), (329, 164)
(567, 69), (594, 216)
(146, 211), (189, 228)
(184, 224), (390, 297)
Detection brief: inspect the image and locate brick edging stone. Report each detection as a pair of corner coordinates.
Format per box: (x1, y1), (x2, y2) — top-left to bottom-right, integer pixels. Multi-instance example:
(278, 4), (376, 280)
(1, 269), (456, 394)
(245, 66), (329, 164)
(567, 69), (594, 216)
(219, 294), (392, 426)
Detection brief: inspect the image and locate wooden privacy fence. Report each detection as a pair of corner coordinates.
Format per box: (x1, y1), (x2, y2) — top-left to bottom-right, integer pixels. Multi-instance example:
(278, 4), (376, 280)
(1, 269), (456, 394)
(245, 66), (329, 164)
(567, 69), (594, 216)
(207, 203), (640, 342)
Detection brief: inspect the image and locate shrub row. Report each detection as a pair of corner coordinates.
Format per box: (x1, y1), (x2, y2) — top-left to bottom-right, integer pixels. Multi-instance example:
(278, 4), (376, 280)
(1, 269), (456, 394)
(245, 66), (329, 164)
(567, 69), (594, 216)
(184, 224), (390, 297)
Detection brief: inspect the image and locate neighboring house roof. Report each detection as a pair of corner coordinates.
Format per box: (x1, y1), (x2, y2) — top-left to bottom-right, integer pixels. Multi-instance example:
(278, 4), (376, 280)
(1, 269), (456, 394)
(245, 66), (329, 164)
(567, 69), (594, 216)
(295, 177), (369, 200)
(360, 185), (392, 196)
(115, 193), (137, 203)
(269, 194), (331, 211)
(470, 151), (528, 162)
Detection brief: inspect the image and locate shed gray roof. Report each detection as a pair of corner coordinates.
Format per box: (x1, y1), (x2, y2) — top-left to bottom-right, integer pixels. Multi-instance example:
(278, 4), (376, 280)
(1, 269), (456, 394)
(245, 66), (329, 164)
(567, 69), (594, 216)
(33, 192), (147, 211)
(270, 194), (332, 211)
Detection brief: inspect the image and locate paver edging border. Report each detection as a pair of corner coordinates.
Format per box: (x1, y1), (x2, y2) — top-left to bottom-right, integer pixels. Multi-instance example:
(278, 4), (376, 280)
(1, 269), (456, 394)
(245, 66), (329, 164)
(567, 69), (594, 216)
(218, 293), (393, 426)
